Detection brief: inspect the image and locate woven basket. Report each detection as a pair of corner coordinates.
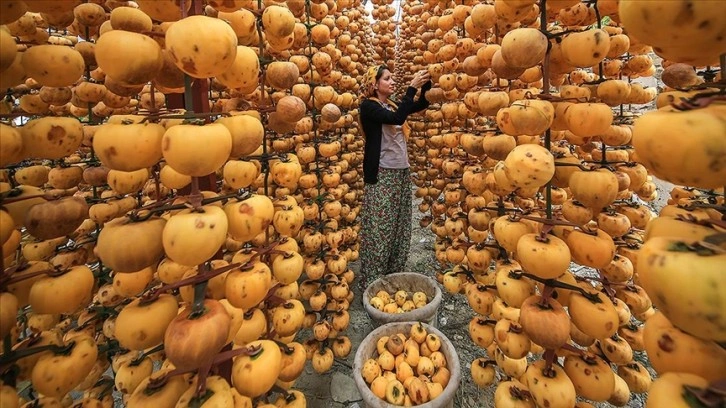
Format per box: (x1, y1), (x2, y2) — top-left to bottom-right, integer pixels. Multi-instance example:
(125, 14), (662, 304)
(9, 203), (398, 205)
(352, 322), (461, 408)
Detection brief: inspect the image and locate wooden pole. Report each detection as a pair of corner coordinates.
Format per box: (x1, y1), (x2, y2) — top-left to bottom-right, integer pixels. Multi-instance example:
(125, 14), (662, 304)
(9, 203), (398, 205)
(172, 0), (216, 194)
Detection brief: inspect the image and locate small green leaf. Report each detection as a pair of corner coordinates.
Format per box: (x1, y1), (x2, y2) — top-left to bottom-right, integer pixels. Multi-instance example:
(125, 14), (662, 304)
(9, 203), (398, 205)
(682, 387), (709, 408)
(189, 389), (214, 408)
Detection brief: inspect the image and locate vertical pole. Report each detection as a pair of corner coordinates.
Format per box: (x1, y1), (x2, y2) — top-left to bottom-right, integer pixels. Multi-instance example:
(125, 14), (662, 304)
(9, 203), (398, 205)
(306, 0), (325, 235)
(594, 2), (607, 169)
(183, 75), (194, 113)
(173, 0), (215, 193)
(721, 53), (725, 202)
(540, 0), (552, 219)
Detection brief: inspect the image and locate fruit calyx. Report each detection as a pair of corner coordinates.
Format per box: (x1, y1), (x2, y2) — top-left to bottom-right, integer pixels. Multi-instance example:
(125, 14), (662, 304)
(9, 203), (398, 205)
(145, 372), (172, 396)
(542, 366), (558, 379)
(534, 300), (555, 311)
(534, 234), (550, 244)
(507, 269), (525, 280)
(285, 391), (302, 403)
(625, 322), (640, 332)
(509, 323), (524, 334)
(509, 385), (533, 401)
(683, 379), (726, 408)
(278, 341), (295, 355)
(668, 240), (723, 256)
(580, 353), (600, 366)
(577, 225), (600, 236)
(476, 317), (497, 326)
(478, 359), (497, 368)
(189, 389), (214, 408)
(625, 362), (642, 371)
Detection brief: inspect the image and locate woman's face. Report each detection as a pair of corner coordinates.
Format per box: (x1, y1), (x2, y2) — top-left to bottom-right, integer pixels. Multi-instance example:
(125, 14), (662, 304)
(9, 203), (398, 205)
(376, 69), (394, 97)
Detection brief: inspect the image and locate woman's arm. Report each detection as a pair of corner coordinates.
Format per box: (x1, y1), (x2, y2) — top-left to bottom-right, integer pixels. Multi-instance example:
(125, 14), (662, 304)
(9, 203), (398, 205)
(411, 80), (432, 113)
(360, 87), (420, 125)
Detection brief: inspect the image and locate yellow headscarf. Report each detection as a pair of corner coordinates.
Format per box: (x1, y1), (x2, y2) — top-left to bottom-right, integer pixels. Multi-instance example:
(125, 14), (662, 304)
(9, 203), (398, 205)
(362, 64), (385, 98)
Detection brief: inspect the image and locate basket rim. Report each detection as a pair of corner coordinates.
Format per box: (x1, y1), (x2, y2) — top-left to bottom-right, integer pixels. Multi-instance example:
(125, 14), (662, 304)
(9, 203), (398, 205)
(362, 272), (443, 324)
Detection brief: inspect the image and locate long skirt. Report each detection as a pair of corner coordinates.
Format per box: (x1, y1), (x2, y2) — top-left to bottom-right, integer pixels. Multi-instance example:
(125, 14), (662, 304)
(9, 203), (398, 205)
(359, 168), (412, 290)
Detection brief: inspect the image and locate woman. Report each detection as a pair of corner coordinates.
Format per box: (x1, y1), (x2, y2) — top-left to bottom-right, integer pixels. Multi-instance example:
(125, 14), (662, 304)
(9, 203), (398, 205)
(358, 65), (432, 289)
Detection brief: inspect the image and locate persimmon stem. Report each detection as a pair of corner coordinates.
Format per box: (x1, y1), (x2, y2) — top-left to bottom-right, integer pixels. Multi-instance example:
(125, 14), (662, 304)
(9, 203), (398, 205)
(274, 340), (294, 354)
(514, 270), (602, 303)
(561, 343), (586, 357)
(191, 282), (208, 317)
(479, 359), (498, 368)
(542, 349), (557, 377)
(452, 265), (476, 282)
(0, 268), (53, 289)
(0, 342), (74, 369)
(263, 285), (285, 307)
(152, 164), (162, 201)
(94, 377), (116, 400)
(188, 177), (203, 209)
(509, 323), (524, 334)
(146, 368), (185, 393)
(540, 285), (555, 305)
(130, 343), (165, 366)
(0, 193), (48, 205)
(194, 361), (212, 398)
(210, 344), (262, 366)
(140, 262), (242, 305)
(127, 191), (250, 222)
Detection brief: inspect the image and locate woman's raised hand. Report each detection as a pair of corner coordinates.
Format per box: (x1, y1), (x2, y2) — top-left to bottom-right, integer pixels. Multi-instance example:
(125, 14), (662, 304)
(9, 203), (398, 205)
(410, 70), (431, 89)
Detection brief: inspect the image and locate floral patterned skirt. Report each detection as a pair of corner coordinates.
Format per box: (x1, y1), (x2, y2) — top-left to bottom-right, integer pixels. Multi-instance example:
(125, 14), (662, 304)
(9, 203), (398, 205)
(359, 168), (412, 290)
